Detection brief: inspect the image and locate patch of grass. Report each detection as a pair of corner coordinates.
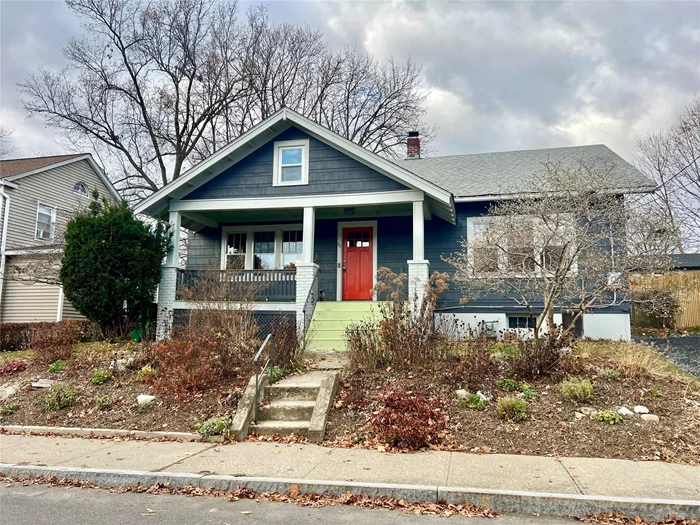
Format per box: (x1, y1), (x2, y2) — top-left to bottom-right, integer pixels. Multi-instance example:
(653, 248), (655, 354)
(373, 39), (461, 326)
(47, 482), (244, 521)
(560, 378), (594, 402)
(91, 369), (112, 384)
(597, 409), (623, 425)
(0, 404), (19, 416)
(459, 393), (486, 410)
(598, 367), (620, 381)
(194, 415), (232, 438)
(491, 342), (520, 359)
(0, 350), (32, 364)
(497, 396), (527, 422)
(48, 360), (68, 373)
(42, 384), (76, 410)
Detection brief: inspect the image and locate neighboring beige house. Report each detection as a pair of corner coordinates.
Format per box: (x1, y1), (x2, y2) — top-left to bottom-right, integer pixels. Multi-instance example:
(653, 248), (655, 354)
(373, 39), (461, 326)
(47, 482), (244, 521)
(0, 154), (120, 323)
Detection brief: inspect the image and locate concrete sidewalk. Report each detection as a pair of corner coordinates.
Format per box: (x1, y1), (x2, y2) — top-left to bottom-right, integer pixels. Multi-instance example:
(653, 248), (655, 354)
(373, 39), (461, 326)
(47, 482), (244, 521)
(1, 434), (698, 501)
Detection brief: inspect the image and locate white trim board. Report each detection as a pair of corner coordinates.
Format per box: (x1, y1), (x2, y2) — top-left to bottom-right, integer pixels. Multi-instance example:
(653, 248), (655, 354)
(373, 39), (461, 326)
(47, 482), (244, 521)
(336, 220), (378, 302)
(170, 190), (424, 213)
(134, 107), (455, 223)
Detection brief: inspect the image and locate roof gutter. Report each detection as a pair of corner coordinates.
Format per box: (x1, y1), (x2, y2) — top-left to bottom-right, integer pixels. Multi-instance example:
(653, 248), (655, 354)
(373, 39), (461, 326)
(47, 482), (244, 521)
(453, 185), (658, 203)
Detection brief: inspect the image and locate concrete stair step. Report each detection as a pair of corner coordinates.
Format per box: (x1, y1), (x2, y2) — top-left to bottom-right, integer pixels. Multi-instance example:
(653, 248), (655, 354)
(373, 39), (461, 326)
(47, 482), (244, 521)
(249, 420), (310, 437)
(257, 400), (315, 421)
(265, 384), (319, 401)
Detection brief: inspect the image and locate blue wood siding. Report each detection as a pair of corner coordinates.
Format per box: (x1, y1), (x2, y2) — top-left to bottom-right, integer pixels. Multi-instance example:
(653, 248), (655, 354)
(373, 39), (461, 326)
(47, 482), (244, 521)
(184, 127), (407, 200)
(183, 202), (628, 314)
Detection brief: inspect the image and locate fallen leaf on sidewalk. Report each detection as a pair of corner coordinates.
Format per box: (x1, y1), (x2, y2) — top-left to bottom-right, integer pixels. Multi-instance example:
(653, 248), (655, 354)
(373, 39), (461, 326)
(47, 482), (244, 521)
(241, 511), (251, 515)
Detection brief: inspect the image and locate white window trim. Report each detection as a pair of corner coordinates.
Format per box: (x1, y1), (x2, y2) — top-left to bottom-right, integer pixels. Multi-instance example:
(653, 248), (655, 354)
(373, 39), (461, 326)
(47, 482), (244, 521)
(466, 214), (577, 278)
(335, 220), (378, 301)
(73, 182), (89, 197)
(272, 139), (309, 187)
(35, 202), (57, 241)
(220, 223), (303, 270)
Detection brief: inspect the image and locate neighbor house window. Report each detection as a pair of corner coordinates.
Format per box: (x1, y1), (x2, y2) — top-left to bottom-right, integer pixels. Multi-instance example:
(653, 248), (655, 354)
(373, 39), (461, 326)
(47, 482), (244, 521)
(73, 182), (88, 196)
(506, 229), (536, 272)
(281, 230), (303, 268)
(35, 203), (56, 240)
(253, 231), (275, 269)
(273, 139), (309, 186)
(508, 316), (534, 329)
(225, 232), (247, 270)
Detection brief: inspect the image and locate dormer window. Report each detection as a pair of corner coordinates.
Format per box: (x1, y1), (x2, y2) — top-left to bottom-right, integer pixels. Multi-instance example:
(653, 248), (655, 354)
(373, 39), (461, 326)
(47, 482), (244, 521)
(73, 182), (88, 196)
(273, 139), (309, 186)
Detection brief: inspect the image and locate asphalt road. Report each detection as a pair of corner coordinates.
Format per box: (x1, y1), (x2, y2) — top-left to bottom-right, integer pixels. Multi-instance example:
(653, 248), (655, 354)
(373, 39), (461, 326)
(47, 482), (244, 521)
(635, 335), (700, 378)
(0, 483), (575, 525)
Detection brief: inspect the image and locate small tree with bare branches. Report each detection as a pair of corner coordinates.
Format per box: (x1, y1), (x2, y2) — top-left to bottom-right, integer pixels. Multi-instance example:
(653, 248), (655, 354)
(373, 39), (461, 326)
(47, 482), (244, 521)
(446, 161), (672, 340)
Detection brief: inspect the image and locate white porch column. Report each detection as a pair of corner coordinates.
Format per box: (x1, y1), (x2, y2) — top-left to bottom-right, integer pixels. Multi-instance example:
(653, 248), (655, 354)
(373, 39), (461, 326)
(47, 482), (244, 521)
(408, 201), (429, 314)
(157, 211), (182, 340)
(302, 206), (315, 264)
(296, 206), (319, 333)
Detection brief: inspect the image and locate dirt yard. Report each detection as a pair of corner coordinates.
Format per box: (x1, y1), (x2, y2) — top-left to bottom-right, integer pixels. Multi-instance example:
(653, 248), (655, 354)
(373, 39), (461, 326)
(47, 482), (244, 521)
(324, 342), (700, 464)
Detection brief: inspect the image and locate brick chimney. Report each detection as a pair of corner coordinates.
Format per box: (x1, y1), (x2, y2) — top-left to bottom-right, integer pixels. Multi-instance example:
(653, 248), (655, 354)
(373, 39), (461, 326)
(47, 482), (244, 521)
(406, 131), (420, 159)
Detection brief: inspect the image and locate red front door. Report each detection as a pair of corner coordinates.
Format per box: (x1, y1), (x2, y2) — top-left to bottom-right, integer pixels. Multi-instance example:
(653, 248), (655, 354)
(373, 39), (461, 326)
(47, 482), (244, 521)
(342, 227), (373, 300)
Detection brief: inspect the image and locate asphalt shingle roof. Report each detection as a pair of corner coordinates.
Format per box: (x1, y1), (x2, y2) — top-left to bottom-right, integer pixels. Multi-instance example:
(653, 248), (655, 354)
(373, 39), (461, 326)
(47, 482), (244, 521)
(394, 144), (656, 199)
(0, 154), (84, 179)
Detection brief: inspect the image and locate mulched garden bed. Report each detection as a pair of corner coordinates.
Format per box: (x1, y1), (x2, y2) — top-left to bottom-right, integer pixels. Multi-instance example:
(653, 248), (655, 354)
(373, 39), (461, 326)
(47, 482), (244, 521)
(0, 344), (250, 433)
(324, 345), (700, 464)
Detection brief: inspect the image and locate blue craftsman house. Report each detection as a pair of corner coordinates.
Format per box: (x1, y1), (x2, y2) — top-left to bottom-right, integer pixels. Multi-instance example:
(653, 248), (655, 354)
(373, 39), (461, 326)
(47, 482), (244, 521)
(135, 108), (655, 348)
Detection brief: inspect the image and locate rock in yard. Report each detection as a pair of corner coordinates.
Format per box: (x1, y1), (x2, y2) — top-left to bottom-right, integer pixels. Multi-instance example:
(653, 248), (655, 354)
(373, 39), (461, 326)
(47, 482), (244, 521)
(30, 379), (54, 389)
(641, 414), (660, 423)
(137, 394), (156, 406)
(0, 382), (22, 401)
(579, 407), (598, 417)
(476, 390), (492, 402)
(616, 406), (634, 417)
(575, 412), (585, 420)
(455, 389), (468, 400)
(634, 405), (650, 414)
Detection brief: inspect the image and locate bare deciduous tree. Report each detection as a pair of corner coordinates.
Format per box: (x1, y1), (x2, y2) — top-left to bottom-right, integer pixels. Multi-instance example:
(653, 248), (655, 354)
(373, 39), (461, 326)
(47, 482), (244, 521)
(446, 161), (671, 340)
(20, 1), (431, 202)
(0, 127), (16, 159)
(636, 98), (700, 251)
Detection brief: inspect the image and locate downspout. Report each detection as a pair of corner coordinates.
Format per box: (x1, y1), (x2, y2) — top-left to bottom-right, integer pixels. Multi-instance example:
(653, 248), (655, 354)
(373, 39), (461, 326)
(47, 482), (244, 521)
(0, 186), (11, 315)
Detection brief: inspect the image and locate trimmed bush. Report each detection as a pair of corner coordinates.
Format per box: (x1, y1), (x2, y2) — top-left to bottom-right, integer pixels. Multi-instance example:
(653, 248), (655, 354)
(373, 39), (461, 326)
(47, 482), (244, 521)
(43, 384), (76, 410)
(1, 359), (27, 376)
(497, 396), (527, 422)
(32, 321), (83, 364)
(560, 378), (594, 402)
(371, 391), (447, 449)
(91, 369), (112, 384)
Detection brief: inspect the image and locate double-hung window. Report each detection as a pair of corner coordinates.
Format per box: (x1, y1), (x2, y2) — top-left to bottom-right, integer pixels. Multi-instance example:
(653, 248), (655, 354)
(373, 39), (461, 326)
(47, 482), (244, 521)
(222, 226), (304, 270)
(273, 140), (309, 186)
(35, 203), (56, 241)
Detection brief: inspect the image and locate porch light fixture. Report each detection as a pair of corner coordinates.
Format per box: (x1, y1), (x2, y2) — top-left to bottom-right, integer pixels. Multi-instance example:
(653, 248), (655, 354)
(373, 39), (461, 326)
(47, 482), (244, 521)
(344, 207), (355, 216)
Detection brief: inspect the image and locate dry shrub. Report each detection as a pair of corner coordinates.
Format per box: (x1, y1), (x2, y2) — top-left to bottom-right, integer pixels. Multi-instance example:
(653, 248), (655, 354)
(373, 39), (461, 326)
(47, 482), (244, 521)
(176, 268), (263, 377)
(347, 268), (453, 370)
(506, 329), (573, 380)
(152, 338), (222, 396)
(444, 341), (497, 390)
(31, 321), (84, 364)
(0, 320), (101, 351)
(0, 359), (27, 376)
(270, 317), (304, 372)
(371, 391), (447, 450)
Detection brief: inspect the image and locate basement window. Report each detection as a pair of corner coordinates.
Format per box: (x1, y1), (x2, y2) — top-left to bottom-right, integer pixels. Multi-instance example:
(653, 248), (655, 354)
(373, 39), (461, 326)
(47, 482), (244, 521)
(273, 139), (309, 186)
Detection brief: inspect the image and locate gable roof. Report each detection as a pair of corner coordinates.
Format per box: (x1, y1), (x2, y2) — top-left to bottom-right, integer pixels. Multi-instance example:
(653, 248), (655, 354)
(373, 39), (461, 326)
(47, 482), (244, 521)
(394, 144), (656, 201)
(0, 153), (121, 201)
(134, 107), (456, 223)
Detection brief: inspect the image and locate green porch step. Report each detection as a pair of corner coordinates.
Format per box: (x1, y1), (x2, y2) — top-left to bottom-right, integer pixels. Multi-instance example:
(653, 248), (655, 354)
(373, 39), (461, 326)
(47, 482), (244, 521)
(306, 301), (383, 352)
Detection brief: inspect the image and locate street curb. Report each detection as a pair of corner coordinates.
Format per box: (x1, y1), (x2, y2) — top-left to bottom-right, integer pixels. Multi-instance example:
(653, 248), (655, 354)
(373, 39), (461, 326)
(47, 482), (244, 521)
(1, 463), (697, 520)
(0, 425), (225, 442)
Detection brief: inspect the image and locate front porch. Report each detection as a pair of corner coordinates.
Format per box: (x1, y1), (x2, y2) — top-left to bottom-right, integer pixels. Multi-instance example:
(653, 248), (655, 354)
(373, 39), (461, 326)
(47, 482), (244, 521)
(156, 191), (431, 340)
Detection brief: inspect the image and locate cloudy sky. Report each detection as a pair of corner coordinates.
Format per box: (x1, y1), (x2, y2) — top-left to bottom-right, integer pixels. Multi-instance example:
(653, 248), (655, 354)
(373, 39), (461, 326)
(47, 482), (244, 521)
(1, 0), (698, 164)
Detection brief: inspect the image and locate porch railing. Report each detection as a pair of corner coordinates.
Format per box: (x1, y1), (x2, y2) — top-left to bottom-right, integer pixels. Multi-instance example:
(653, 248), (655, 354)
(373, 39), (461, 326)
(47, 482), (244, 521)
(175, 269), (296, 302)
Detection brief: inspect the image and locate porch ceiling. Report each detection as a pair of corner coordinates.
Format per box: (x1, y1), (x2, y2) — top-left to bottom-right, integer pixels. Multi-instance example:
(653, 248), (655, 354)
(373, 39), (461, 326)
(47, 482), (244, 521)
(180, 203), (412, 230)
